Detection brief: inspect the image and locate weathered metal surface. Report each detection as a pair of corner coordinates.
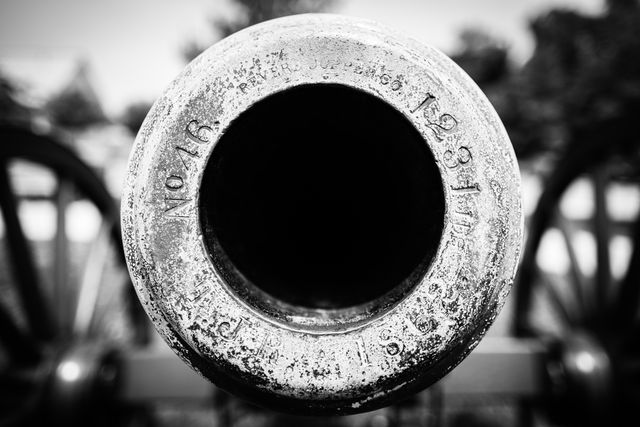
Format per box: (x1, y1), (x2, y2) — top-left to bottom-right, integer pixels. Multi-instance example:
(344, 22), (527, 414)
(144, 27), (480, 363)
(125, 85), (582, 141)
(122, 338), (546, 401)
(121, 14), (522, 413)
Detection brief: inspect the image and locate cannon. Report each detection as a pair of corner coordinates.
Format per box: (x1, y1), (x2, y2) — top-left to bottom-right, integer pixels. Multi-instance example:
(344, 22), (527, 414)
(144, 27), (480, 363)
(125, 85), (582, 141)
(121, 14), (522, 414)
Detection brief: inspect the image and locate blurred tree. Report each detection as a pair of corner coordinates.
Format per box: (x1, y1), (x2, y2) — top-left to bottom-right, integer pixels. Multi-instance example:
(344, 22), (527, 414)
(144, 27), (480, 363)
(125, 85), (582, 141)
(120, 101), (153, 135)
(451, 29), (509, 86)
(449, 30), (543, 159)
(46, 61), (107, 129)
(454, 0), (640, 166)
(518, 0), (640, 165)
(183, 0), (337, 61)
(0, 70), (32, 126)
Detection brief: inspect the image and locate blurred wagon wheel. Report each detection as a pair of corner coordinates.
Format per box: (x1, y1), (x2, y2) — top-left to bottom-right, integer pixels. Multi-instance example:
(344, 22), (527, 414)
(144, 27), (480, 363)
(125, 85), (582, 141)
(513, 133), (640, 427)
(0, 126), (149, 426)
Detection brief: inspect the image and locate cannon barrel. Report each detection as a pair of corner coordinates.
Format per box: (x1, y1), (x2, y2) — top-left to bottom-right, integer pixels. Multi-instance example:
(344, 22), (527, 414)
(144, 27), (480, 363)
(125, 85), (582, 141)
(121, 14), (522, 414)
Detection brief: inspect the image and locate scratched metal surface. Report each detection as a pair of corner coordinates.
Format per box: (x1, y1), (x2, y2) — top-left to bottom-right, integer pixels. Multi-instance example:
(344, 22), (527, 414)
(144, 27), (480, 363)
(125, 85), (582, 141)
(121, 14), (522, 414)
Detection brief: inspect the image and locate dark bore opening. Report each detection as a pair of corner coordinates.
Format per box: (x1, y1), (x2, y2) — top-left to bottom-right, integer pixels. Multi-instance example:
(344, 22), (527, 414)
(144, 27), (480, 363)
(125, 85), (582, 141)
(200, 84), (444, 310)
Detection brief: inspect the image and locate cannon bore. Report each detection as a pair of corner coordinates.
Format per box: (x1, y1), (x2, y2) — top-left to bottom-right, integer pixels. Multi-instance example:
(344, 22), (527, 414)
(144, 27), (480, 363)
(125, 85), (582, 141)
(200, 84), (445, 311)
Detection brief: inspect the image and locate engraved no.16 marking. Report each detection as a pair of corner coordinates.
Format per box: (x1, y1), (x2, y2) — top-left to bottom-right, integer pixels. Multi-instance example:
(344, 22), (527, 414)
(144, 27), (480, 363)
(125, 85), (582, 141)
(172, 119), (214, 172)
(162, 119), (214, 217)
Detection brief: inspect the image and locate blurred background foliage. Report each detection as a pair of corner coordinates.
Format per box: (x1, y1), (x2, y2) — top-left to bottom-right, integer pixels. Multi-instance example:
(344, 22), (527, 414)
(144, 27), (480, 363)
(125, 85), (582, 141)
(2, 0), (639, 173)
(45, 61), (108, 129)
(453, 0), (640, 173)
(0, 72), (32, 127)
(182, 0), (337, 62)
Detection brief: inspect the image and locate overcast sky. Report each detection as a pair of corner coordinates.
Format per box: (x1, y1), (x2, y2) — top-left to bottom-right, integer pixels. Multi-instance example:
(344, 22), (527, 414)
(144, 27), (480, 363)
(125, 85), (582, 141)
(0, 0), (603, 116)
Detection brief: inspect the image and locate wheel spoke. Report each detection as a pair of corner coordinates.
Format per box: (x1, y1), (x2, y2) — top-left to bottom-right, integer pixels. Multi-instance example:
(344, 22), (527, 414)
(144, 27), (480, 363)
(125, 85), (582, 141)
(512, 142), (593, 336)
(53, 180), (73, 337)
(0, 304), (40, 365)
(613, 214), (640, 327)
(0, 161), (57, 341)
(541, 273), (576, 329)
(73, 218), (112, 338)
(555, 209), (590, 318)
(593, 169), (611, 314)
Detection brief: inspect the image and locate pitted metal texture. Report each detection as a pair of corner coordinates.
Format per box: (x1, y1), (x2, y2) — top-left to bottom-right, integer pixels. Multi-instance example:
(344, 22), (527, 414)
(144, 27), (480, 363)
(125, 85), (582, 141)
(121, 14), (522, 414)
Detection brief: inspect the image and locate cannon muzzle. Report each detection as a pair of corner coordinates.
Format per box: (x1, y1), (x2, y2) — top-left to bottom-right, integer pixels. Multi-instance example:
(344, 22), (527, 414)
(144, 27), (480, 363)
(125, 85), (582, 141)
(121, 14), (522, 414)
